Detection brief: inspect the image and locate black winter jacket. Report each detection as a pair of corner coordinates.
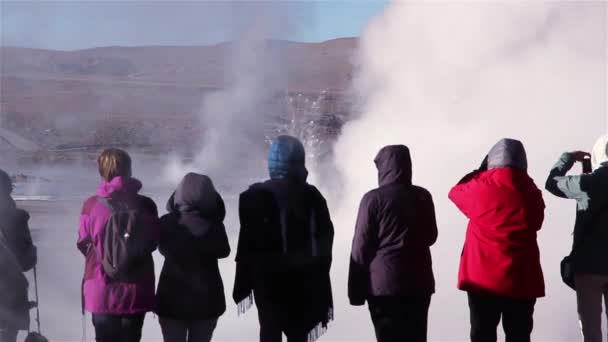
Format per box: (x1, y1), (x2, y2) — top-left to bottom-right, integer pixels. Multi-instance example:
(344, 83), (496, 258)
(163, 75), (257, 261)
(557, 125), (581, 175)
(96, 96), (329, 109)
(233, 178), (334, 337)
(0, 196), (37, 330)
(156, 173), (230, 320)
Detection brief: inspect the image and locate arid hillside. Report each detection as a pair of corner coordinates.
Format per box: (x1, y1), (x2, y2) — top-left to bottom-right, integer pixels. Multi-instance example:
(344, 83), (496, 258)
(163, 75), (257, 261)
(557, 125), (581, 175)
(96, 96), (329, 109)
(0, 38), (357, 161)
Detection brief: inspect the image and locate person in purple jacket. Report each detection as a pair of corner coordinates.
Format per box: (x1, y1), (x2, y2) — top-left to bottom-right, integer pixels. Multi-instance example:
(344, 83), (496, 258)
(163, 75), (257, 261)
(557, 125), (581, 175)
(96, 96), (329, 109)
(348, 145), (438, 342)
(77, 149), (160, 342)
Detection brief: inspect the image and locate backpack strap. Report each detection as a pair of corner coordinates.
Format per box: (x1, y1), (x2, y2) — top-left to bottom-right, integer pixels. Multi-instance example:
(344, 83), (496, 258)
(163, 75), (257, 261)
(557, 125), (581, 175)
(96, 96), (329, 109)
(96, 196), (112, 210)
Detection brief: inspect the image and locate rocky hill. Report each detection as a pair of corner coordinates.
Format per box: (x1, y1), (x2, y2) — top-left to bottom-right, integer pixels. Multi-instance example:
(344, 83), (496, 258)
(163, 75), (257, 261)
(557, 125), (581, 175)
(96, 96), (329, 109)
(0, 38), (357, 160)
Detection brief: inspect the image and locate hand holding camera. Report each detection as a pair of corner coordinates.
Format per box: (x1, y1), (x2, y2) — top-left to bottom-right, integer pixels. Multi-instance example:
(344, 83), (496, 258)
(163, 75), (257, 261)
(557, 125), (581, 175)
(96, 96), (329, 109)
(571, 151), (592, 173)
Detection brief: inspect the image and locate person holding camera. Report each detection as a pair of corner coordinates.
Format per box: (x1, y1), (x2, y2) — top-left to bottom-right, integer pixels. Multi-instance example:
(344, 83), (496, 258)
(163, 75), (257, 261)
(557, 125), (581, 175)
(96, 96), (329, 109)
(449, 138), (545, 342)
(545, 135), (608, 342)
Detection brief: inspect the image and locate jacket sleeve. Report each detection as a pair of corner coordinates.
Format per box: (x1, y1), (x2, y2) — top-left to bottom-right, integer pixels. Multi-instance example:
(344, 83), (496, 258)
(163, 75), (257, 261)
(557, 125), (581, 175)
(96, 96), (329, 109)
(531, 188), (546, 231)
(158, 215), (175, 258)
(418, 189), (438, 246)
(233, 191), (254, 305)
(348, 193), (377, 306)
(199, 222), (231, 259)
(13, 210), (37, 272)
(157, 216), (191, 266)
(141, 197), (161, 253)
(448, 171), (483, 219)
(313, 189), (334, 267)
(545, 152), (592, 201)
(200, 193), (230, 259)
(77, 198), (94, 257)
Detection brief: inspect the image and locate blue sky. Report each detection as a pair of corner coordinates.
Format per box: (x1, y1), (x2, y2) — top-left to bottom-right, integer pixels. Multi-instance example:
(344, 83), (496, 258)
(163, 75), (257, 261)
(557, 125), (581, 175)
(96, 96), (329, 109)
(1, 1), (388, 50)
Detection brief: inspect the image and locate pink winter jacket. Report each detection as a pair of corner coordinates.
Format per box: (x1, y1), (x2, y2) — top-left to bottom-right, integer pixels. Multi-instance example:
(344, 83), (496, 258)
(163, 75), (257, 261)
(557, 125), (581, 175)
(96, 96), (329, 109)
(77, 176), (160, 314)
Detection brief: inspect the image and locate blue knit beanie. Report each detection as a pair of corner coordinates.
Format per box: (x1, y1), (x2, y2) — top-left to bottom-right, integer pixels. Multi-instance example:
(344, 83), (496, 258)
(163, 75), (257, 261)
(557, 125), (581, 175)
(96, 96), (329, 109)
(268, 135), (308, 182)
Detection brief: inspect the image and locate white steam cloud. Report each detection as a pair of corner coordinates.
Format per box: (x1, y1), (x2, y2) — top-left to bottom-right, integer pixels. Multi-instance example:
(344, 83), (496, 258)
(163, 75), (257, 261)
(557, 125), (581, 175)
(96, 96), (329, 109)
(329, 2), (607, 341)
(165, 3), (303, 187)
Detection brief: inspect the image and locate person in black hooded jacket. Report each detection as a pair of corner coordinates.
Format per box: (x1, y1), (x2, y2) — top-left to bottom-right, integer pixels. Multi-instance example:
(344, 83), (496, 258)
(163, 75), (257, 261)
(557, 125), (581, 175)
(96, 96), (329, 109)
(156, 173), (230, 342)
(0, 169), (37, 342)
(233, 135), (334, 342)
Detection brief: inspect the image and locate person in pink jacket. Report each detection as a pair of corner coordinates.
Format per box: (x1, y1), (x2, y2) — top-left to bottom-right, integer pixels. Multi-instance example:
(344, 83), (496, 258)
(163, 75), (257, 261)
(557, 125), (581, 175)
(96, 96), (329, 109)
(77, 149), (160, 342)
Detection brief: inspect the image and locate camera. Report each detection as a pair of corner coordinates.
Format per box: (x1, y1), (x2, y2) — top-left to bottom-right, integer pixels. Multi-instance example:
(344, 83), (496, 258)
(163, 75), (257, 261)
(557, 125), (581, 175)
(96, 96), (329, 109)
(582, 155), (592, 174)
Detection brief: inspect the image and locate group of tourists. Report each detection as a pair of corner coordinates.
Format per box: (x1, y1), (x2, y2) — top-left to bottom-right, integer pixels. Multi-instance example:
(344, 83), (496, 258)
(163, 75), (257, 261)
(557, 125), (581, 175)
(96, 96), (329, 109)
(1, 133), (608, 342)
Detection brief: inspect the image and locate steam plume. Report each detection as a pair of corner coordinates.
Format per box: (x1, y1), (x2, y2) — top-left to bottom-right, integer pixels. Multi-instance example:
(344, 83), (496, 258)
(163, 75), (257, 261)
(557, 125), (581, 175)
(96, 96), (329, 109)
(330, 3), (606, 340)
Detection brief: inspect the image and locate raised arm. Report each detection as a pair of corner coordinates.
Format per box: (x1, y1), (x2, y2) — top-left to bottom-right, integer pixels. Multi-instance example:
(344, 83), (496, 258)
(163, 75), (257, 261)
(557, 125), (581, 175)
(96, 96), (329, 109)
(448, 171), (483, 218)
(545, 152), (591, 201)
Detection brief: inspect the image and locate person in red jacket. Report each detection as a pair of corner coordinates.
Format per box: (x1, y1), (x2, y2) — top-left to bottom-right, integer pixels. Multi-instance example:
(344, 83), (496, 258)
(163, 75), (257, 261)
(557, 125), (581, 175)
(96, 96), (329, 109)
(449, 138), (545, 342)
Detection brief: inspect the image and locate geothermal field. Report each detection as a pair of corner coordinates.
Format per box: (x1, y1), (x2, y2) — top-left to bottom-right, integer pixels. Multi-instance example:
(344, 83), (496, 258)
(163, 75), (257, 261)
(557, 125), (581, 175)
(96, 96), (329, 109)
(1, 2), (607, 342)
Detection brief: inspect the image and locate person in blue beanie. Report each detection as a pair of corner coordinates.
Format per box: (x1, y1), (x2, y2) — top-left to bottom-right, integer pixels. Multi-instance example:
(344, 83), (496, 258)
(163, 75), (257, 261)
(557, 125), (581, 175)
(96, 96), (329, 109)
(233, 135), (334, 342)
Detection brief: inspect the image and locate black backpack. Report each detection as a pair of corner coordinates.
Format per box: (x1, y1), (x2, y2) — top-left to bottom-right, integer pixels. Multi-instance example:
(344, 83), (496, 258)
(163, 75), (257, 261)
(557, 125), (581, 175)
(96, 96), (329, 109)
(266, 186), (330, 267)
(97, 196), (152, 282)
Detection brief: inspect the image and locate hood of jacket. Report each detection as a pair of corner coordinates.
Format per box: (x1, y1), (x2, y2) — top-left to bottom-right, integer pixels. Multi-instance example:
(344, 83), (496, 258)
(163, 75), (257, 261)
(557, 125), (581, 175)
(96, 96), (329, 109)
(166, 173), (225, 237)
(267, 135), (308, 183)
(487, 138), (528, 171)
(97, 176), (142, 198)
(374, 145), (412, 187)
(592, 134), (608, 171)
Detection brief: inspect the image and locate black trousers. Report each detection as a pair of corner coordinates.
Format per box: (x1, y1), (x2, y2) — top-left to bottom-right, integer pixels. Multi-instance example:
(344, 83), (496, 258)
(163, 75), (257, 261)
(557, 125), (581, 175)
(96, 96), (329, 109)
(468, 292), (536, 342)
(92, 313), (146, 342)
(367, 295), (431, 342)
(159, 317), (218, 342)
(255, 296), (307, 342)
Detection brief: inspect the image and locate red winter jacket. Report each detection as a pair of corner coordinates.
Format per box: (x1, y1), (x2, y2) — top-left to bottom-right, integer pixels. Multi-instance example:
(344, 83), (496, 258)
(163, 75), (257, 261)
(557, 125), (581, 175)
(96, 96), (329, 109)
(449, 168), (545, 299)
